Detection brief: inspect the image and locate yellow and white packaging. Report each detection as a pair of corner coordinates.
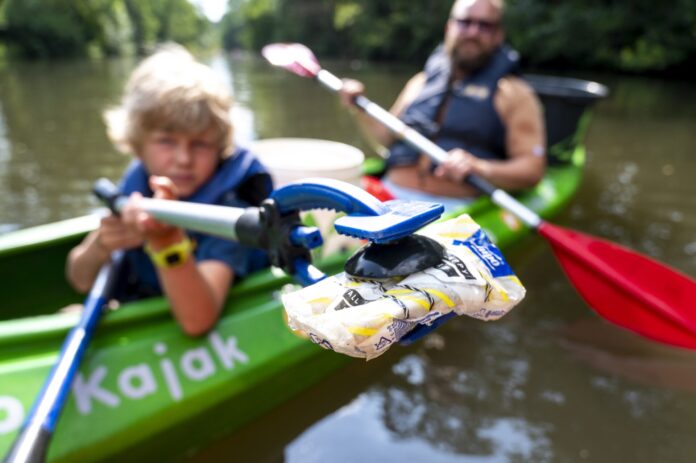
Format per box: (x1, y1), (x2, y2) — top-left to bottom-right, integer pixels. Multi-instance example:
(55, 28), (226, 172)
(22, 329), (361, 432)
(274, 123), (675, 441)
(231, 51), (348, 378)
(282, 215), (526, 360)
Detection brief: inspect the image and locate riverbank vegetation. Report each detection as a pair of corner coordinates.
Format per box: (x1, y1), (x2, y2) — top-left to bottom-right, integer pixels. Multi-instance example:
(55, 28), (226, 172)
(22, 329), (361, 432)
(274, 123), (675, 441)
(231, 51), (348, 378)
(0, 0), (214, 58)
(1, 0), (695, 76)
(220, 0), (696, 76)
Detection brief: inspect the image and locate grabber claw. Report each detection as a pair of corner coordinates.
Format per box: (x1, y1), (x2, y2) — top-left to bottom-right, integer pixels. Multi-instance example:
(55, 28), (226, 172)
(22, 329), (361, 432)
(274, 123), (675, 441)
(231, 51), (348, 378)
(270, 177), (444, 242)
(270, 178), (447, 281)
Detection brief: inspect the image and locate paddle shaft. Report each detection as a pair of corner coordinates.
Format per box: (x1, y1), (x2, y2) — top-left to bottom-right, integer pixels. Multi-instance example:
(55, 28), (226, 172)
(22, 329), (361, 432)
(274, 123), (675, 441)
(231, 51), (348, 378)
(315, 69), (543, 228)
(3, 252), (124, 463)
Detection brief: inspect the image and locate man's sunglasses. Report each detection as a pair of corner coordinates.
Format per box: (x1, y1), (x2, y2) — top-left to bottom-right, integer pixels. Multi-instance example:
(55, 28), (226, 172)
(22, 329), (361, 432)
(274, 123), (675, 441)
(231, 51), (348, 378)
(451, 17), (500, 34)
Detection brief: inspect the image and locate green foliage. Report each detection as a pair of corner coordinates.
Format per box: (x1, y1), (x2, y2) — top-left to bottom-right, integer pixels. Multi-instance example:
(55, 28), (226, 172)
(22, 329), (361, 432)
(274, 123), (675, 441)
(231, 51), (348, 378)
(220, 0), (245, 50)
(334, 3), (361, 30)
(221, 0), (276, 50)
(162, 0), (210, 45)
(217, 0), (696, 75)
(121, 0), (214, 53)
(333, 1), (450, 61)
(505, 0), (696, 73)
(1, 0), (212, 59)
(220, 0), (450, 61)
(3, 0), (696, 73)
(4, 0), (95, 57)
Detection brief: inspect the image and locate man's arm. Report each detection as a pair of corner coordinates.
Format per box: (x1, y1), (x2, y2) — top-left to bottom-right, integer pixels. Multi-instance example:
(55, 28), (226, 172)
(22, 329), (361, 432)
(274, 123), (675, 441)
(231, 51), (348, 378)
(339, 72), (427, 151)
(436, 76), (546, 191)
(493, 76), (547, 189)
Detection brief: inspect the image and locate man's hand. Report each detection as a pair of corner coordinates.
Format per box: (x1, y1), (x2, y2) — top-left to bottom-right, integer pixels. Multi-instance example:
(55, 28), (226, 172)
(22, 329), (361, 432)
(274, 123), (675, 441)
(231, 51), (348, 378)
(434, 148), (486, 183)
(339, 78), (365, 108)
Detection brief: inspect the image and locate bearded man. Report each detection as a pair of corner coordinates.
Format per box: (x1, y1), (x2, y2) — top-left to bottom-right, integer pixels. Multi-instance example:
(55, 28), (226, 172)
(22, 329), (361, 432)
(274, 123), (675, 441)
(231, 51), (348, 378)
(340, 0), (546, 211)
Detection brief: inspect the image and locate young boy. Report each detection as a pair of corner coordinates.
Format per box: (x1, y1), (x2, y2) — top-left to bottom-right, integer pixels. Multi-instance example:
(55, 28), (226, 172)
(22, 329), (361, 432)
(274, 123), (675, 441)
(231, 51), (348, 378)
(66, 44), (272, 336)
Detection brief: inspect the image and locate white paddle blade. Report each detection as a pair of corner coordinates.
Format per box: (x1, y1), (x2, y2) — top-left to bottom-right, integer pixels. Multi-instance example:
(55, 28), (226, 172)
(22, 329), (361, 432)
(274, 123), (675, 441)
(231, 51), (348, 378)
(261, 43), (321, 78)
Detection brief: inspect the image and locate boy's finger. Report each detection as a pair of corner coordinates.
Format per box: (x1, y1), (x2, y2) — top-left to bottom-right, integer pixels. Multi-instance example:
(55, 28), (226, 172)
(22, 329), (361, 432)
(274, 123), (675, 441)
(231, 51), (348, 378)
(149, 176), (179, 200)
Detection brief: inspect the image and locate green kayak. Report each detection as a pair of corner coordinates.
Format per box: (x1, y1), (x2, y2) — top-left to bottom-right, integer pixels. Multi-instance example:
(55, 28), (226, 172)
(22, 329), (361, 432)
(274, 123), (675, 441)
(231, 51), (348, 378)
(0, 75), (606, 462)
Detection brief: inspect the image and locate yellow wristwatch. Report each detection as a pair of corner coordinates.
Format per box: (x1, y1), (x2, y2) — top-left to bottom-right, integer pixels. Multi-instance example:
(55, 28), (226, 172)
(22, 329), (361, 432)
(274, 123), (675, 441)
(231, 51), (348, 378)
(144, 237), (195, 269)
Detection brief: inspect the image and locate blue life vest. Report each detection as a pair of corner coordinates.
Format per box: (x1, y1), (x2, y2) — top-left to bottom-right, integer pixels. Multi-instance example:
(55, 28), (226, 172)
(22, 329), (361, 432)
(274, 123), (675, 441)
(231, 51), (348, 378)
(387, 44), (520, 169)
(115, 147), (273, 301)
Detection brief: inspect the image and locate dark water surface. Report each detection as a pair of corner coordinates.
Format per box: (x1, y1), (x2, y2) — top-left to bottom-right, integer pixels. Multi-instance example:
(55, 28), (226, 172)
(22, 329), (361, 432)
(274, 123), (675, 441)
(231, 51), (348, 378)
(1, 53), (695, 462)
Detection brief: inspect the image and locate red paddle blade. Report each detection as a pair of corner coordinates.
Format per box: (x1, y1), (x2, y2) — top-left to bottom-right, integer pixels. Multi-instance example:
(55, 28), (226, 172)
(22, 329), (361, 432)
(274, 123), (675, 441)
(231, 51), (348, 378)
(538, 222), (696, 350)
(261, 43), (321, 78)
(362, 175), (396, 202)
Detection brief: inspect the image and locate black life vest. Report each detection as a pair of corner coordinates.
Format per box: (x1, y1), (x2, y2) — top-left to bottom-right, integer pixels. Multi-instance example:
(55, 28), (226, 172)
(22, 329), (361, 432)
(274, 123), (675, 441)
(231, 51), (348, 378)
(387, 44), (520, 169)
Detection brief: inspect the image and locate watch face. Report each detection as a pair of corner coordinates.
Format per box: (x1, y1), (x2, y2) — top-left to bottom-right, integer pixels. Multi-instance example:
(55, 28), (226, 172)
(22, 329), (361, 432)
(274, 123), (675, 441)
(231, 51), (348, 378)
(165, 252), (182, 266)
(145, 237), (194, 268)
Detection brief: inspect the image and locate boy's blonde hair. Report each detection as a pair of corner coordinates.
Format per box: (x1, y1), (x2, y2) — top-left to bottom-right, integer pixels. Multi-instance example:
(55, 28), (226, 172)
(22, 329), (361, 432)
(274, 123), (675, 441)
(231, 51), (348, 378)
(105, 43), (234, 157)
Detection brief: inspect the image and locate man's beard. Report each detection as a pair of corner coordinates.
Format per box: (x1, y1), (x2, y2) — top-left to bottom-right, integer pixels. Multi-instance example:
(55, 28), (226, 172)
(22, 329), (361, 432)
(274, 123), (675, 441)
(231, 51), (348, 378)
(451, 42), (495, 73)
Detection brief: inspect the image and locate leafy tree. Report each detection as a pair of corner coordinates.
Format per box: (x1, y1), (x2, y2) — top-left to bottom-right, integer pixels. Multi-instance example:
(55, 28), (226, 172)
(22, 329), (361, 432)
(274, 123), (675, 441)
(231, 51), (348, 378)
(3, 0), (696, 73)
(4, 0), (98, 57)
(331, 1), (450, 61)
(218, 0), (696, 75)
(2, 0), (211, 58)
(505, 0), (696, 73)
(124, 0), (211, 53)
(221, 0), (283, 50)
(220, 0), (246, 49)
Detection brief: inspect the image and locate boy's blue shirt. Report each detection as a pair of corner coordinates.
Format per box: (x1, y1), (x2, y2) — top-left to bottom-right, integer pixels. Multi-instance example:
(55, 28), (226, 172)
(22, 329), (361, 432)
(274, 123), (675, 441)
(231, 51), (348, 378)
(115, 147), (273, 300)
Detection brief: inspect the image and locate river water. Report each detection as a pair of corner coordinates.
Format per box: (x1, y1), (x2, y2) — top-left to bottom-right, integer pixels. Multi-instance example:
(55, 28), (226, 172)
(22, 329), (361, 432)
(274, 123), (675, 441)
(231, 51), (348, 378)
(1, 53), (695, 462)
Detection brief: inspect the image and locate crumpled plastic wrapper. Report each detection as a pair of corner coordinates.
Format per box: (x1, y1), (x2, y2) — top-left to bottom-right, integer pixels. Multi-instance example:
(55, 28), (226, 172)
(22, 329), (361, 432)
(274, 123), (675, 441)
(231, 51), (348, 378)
(282, 215), (526, 360)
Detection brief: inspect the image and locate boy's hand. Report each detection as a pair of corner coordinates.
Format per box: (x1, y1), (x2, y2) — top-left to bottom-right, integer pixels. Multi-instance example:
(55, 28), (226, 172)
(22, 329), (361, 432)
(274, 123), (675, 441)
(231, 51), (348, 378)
(96, 215), (143, 254)
(122, 176), (185, 248)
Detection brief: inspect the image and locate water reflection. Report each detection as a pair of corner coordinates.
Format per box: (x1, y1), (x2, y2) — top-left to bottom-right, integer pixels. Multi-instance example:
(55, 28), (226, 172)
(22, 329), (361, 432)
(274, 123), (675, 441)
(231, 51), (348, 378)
(286, 389), (553, 463)
(207, 53), (258, 145)
(283, 308), (696, 462)
(561, 318), (696, 395)
(0, 101), (19, 233)
(576, 75), (696, 277)
(0, 52), (384, 231)
(0, 58), (134, 228)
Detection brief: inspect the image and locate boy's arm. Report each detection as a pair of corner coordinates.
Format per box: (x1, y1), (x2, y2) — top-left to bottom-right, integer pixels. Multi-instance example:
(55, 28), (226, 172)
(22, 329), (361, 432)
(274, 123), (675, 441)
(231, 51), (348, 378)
(66, 216), (142, 293)
(66, 230), (111, 293)
(122, 176), (233, 336)
(145, 230), (233, 336)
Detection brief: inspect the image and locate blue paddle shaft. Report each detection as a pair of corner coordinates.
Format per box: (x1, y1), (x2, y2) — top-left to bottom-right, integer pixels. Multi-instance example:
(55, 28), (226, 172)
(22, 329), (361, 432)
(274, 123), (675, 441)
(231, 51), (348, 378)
(3, 252), (124, 463)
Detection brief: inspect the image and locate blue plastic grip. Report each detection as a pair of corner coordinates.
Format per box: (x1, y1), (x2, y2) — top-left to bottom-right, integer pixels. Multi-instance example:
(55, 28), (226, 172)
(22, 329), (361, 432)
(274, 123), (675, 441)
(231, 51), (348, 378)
(271, 178), (444, 243)
(399, 312), (456, 345)
(271, 178), (387, 216)
(290, 226), (323, 250)
(292, 258), (328, 286)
